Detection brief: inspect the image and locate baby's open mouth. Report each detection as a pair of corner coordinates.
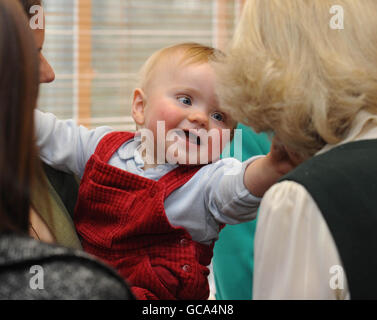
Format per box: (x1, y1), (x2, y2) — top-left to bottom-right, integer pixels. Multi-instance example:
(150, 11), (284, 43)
(184, 130), (201, 145)
(175, 129), (201, 145)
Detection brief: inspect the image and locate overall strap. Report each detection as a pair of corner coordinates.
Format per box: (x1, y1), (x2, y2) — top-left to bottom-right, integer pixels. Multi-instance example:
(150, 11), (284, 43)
(94, 131), (135, 163)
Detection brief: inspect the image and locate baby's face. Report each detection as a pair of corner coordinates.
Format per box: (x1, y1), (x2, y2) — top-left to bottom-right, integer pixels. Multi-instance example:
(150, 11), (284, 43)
(134, 58), (235, 166)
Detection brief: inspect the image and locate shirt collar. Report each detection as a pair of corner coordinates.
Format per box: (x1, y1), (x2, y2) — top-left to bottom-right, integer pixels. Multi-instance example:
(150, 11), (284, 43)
(117, 133), (178, 176)
(316, 110), (377, 156)
(117, 134), (142, 161)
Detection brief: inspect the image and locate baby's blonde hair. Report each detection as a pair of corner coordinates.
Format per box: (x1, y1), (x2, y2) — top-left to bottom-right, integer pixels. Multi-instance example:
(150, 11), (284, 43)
(215, 0), (377, 158)
(138, 42), (223, 90)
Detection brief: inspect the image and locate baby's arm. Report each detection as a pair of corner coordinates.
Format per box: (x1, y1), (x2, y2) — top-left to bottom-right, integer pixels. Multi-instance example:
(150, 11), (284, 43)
(243, 137), (297, 197)
(203, 137), (297, 225)
(202, 157), (263, 225)
(35, 110), (113, 177)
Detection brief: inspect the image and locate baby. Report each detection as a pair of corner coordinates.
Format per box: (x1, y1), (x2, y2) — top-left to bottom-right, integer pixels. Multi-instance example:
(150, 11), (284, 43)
(35, 43), (294, 300)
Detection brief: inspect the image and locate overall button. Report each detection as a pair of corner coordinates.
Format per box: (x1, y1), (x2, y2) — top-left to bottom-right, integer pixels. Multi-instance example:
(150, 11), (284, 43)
(180, 238), (189, 246)
(182, 264), (192, 273)
(150, 188), (157, 198)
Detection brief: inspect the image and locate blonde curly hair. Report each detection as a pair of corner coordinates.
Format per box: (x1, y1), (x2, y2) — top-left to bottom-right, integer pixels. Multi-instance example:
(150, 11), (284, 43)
(215, 0), (377, 158)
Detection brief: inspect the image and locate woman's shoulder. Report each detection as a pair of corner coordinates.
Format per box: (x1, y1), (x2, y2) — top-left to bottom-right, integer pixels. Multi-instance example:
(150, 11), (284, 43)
(0, 233), (134, 300)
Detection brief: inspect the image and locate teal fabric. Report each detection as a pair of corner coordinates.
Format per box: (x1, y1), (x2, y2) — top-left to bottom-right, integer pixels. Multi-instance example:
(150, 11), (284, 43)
(213, 123), (270, 300)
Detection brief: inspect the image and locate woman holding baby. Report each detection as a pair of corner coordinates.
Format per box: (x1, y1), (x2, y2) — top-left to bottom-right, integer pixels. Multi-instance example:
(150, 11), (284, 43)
(0, 0), (133, 299)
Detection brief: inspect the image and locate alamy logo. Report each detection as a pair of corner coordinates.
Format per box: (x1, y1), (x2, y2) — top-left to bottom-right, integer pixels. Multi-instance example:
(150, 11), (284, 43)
(29, 5), (44, 30)
(29, 265), (44, 290)
(329, 265), (344, 290)
(329, 5), (344, 30)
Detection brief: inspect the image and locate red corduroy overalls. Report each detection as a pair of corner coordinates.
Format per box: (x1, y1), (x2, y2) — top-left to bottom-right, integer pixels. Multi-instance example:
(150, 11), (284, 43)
(74, 131), (213, 300)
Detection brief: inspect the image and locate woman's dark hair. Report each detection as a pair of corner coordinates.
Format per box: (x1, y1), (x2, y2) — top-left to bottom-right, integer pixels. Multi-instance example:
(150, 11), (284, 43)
(19, 0), (41, 17)
(0, 0), (40, 232)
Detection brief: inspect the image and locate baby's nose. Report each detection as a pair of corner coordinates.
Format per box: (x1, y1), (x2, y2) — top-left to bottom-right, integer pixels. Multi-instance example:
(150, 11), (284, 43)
(187, 110), (209, 128)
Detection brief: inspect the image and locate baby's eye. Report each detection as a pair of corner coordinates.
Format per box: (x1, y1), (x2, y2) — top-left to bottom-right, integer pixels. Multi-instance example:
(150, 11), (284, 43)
(211, 112), (225, 122)
(177, 96), (192, 106)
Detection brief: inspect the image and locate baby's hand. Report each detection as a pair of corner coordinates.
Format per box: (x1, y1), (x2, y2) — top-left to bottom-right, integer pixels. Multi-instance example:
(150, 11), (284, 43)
(265, 137), (298, 176)
(244, 137), (299, 198)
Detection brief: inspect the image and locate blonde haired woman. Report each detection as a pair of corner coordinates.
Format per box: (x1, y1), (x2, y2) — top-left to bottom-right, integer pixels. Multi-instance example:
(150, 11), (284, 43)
(216, 0), (377, 299)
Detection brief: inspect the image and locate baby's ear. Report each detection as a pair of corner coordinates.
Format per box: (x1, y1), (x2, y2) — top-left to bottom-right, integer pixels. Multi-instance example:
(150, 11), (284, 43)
(132, 88), (146, 126)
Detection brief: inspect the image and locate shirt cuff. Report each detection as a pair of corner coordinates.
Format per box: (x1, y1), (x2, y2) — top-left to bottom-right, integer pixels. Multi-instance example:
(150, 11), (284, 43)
(238, 155), (265, 201)
(216, 155), (264, 224)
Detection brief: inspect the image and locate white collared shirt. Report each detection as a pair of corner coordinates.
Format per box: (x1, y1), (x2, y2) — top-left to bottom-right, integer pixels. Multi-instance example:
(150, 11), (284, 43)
(35, 110), (261, 245)
(253, 111), (377, 300)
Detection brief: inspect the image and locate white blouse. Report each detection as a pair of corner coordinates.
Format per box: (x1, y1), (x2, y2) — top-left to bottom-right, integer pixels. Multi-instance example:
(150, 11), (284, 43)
(253, 111), (377, 300)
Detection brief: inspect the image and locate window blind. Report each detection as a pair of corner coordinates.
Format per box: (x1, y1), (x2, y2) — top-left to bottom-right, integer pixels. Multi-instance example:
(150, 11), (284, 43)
(38, 0), (244, 130)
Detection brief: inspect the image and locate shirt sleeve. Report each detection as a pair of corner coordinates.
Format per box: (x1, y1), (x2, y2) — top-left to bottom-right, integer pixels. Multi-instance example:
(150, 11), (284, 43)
(202, 156), (263, 225)
(35, 109), (113, 178)
(252, 180), (350, 300)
